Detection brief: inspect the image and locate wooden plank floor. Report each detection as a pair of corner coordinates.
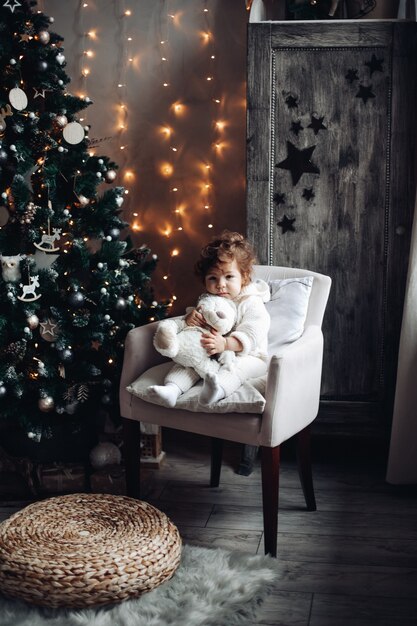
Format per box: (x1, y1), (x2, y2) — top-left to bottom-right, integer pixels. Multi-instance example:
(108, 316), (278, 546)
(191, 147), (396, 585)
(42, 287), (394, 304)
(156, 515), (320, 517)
(1, 429), (417, 625)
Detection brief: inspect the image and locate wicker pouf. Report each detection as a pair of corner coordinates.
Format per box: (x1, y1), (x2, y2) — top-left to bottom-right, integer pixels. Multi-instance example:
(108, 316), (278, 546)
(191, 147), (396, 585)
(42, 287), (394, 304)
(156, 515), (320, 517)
(0, 493), (182, 608)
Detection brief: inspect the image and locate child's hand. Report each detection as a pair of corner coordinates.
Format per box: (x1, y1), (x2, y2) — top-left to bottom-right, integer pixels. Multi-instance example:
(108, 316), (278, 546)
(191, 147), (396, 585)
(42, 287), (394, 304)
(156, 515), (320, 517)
(201, 329), (226, 356)
(185, 308), (206, 327)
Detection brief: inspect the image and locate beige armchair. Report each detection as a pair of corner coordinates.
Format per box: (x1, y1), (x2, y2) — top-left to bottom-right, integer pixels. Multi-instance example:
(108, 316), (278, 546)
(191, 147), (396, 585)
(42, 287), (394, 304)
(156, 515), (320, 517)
(119, 265), (331, 556)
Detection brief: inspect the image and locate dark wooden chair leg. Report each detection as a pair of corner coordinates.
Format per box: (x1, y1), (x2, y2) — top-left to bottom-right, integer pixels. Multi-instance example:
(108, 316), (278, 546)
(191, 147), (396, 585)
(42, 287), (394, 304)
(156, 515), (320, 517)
(260, 445), (280, 557)
(296, 425), (317, 511)
(122, 417), (141, 499)
(210, 437), (223, 487)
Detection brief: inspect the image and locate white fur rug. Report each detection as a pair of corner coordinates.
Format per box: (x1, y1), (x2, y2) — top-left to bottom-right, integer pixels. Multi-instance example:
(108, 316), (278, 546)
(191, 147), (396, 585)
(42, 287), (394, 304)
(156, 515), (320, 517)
(0, 544), (277, 626)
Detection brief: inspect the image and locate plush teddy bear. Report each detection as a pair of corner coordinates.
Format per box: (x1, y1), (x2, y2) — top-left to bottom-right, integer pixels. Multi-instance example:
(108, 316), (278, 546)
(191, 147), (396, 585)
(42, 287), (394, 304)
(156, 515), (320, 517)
(153, 293), (237, 378)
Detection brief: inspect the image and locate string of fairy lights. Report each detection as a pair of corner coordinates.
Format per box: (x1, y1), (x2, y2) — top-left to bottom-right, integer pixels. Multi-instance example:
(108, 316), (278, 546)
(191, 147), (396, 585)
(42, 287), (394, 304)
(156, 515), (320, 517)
(61, 0), (234, 303)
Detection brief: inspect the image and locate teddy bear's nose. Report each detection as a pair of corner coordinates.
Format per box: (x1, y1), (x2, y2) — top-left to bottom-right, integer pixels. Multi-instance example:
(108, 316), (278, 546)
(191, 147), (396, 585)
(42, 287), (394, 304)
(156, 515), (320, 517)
(217, 311), (226, 319)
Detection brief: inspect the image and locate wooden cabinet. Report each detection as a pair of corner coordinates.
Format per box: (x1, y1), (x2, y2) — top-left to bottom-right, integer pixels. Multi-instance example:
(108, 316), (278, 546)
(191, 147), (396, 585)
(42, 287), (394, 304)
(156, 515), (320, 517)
(247, 21), (417, 434)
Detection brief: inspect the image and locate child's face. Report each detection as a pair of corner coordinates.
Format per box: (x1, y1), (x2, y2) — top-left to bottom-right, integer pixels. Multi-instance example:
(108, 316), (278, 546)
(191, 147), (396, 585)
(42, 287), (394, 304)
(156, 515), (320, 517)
(204, 259), (243, 300)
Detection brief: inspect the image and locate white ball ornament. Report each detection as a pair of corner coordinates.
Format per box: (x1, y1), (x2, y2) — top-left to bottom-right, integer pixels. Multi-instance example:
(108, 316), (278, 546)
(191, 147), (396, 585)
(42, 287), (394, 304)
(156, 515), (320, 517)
(100, 287), (107, 294)
(63, 121), (85, 145)
(105, 169), (117, 183)
(89, 441), (121, 469)
(49, 16), (55, 22)
(56, 53), (65, 65)
(10, 59), (16, 65)
(96, 172), (102, 178)
(29, 112), (36, 119)
(105, 236), (112, 242)
(9, 145), (16, 152)
(58, 79), (64, 86)
(104, 314), (111, 321)
(1, 193), (7, 200)
(98, 159), (104, 165)
(97, 262), (104, 270)
(58, 146), (64, 152)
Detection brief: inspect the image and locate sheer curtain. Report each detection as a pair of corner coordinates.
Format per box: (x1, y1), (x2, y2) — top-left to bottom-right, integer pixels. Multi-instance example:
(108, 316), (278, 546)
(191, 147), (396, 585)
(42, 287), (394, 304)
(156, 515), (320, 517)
(386, 192), (417, 484)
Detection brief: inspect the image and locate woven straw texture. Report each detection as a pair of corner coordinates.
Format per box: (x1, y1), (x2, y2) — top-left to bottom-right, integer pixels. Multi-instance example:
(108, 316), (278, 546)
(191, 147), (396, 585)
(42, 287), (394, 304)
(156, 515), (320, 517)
(0, 493), (182, 608)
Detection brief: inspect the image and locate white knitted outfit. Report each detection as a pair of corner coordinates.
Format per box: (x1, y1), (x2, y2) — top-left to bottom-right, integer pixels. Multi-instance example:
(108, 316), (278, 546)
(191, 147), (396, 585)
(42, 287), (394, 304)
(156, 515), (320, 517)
(165, 279), (271, 397)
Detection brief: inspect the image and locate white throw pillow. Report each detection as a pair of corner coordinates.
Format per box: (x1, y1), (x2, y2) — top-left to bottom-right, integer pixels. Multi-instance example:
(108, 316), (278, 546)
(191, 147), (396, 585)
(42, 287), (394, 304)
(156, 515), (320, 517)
(266, 277), (313, 353)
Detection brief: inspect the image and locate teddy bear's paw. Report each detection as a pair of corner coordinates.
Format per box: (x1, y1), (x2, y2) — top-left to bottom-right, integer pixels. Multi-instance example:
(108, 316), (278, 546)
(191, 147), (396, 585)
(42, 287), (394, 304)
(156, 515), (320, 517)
(153, 323), (178, 358)
(218, 350), (236, 370)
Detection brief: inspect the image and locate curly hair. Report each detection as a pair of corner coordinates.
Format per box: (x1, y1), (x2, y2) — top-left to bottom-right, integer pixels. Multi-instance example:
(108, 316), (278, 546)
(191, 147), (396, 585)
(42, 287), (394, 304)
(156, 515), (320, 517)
(195, 230), (257, 287)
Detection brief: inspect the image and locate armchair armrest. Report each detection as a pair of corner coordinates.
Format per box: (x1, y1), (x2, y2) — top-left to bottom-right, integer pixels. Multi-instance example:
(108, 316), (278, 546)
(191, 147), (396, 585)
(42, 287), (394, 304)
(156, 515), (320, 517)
(259, 325), (324, 447)
(119, 321), (168, 418)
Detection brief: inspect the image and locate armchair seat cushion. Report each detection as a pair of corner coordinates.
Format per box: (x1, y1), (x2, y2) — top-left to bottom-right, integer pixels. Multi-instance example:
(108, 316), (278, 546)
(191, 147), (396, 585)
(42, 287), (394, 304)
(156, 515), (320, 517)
(127, 362), (266, 414)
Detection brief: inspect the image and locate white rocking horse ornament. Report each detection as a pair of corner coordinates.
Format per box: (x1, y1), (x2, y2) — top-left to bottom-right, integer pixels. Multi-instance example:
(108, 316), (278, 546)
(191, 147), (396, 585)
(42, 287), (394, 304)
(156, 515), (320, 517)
(34, 219), (61, 253)
(17, 274), (41, 302)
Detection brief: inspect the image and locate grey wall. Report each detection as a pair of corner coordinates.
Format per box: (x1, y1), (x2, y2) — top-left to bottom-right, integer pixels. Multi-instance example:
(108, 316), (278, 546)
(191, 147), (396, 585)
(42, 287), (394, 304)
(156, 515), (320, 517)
(43, 0), (248, 312)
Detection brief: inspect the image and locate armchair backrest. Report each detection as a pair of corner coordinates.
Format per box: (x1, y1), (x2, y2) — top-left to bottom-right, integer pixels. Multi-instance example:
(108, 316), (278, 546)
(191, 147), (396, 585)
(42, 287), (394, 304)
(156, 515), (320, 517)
(252, 265), (331, 329)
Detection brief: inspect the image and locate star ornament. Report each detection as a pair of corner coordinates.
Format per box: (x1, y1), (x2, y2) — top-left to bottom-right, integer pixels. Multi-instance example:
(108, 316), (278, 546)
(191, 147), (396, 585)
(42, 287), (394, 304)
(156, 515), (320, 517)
(33, 88), (46, 99)
(356, 84), (375, 104)
(275, 141), (320, 186)
(40, 318), (58, 339)
(3, 0), (21, 12)
(290, 120), (303, 136)
(302, 187), (315, 201)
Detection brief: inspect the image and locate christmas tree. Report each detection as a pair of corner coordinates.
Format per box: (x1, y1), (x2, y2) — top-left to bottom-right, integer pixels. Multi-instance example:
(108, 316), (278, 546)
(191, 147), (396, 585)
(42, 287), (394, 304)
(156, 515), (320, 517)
(0, 0), (167, 460)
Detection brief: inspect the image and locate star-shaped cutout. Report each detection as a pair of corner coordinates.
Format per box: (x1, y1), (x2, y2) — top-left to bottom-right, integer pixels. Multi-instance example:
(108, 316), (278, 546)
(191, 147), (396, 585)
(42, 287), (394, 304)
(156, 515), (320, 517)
(302, 187), (315, 201)
(285, 94), (298, 109)
(277, 215), (296, 233)
(3, 0), (21, 13)
(19, 33), (31, 42)
(275, 141), (320, 186)
(345, 68), (359, 84)
(33, 88), (46, 99)
(91, 340), (101, 351)
(290, 120), (303, 136)
(273, 192), (286, 205)
(14, 152), (25, 162)
(40, 318), (58, 338)
(355, 84), (375, 104)
(308, 115), (327, 135)
(365, 54), (384, 76)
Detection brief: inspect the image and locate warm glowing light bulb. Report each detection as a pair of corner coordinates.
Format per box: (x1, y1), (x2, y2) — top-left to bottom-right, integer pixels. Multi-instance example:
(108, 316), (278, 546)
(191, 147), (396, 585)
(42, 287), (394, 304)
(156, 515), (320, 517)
(124, 170), (134, 180)
(87, 30), (96, 39)
(216, 120), (226, 130)
(208, 223), (213, 228)
(171, 249), (179, 257)
(85, 50), (94, 57)
(206, 76), (213, 81)
(82, 68), (90, 76)
(161, 126), (172, 137)
(125, 9), (132, 16)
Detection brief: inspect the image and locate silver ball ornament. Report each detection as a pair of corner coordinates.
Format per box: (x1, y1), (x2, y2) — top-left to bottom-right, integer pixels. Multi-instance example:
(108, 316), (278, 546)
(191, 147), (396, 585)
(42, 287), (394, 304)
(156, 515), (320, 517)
(27, 314), (39, 329)
(38, 30), (50, 44)
(109, 228), (120, 240)
(38, 60), (48, 72)
(55, 114), (68, 127)
(78, 195), (89, 206)
(105, 169), (117, 182)
(68, 290), (85, 307)
(59, 348), (73, 362)
(58, 146), (64, 153)
(101, 394), (111, 405)
(38, 396), (54, 412)
(98, 159), (104, 165)
(0, 385), (6, 398)
(89, 442), (121, 469)
(115, 297), (127, 310)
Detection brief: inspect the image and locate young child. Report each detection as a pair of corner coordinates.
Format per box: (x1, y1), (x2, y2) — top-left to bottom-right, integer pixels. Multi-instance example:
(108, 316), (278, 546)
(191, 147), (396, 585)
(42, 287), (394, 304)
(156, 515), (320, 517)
(149, 230), (271, 407)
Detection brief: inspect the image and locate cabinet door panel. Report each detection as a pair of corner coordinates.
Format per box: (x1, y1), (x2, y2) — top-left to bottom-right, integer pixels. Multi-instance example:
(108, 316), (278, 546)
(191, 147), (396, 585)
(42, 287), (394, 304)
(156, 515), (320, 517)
(271, 47), (389, 398)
